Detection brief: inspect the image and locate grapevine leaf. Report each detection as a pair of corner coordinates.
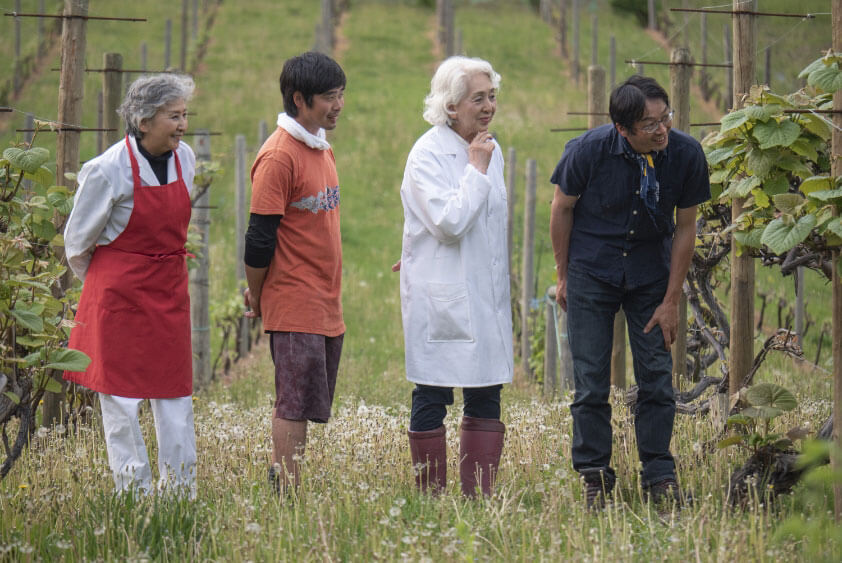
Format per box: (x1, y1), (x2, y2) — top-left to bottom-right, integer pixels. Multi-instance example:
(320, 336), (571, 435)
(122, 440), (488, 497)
(746, 382), (797, 412)
(808, 63), (842, 93)
(761, 215), (817, 254)
(26, 166), (54, 188)
(789, 138), (819, 162)
(773, 193), (804, 214)
(799, 57), (827, 78)
(709, 168), (730, 184)
(745, 147), (777, 178)
(763, 174), (790, 195)
(750, 188), (770, 209)
(43, 348), (91, 372)
(2, 147), (51, 174)
(743, 405), (783, 419)
(744, 104), (780, 122)
(11, 308), (44, 332)
(720, 109), (749, 133)
(730, 176), (761, 198)
(776, 155), (814, 180)
(800, 113), (832, 140)
(717, 435), (745, 449)
(799, 175), (833, 195)
(753, 119), (802, 149)
(3, 391), (21, 405)
(809, 188), (842, 202)
(706, 146), (736, 166)
(42, 376), (63, 394)
(734, 227), (764, 249)
(825, 217), (842, 238)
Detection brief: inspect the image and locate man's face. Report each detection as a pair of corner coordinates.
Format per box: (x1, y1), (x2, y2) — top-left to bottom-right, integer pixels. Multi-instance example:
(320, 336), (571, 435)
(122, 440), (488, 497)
(294, 86), (345, 135)
(616, 97), (671, 154)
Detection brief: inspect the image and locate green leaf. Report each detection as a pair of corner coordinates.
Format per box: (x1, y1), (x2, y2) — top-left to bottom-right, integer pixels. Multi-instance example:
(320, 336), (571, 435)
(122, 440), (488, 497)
(743, 405), (783, 419)
(15, 334), (48, 348)
(734, 227), (765, 249)
(717, 435), (745, 449)
(10, 308), (44, 332)
(799, 57), (827, 79)
(42, 376), (64, 393)
(720, 108), (749, 133)
(808, 63), (842, 93)
(3, 391), (21, 405)
(745, 147), (777, 178)
(752, 119), (802, 149)
(761, 215), (817, 254)
(799, 175), (833, 195)
(789, 138), (819, 163)
(776, 155), (814, 179)
(2, 147), (50, 174)
(727, 414), (752, 427)
(26, 166), (54, 188)
(43, 348), (91, 372)
(709, 169), (730, 184)
(751, 188), (770, 209)
(800, 113), (832, 140)
(706, 146), (736, 166)
(763, 174), (790, 195)
(746, 382), (798, 412)
(809, 187), (842, 202)
(730, 176), (761, 198)
(773, 193), (804, 215)
(825, 217), (842, 238)
(744, 104), (780, 122)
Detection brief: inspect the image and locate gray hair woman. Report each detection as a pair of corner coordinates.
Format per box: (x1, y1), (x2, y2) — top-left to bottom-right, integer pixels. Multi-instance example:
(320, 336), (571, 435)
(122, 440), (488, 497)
(399, 56), (513, 497)
(63, 73), (198, 496)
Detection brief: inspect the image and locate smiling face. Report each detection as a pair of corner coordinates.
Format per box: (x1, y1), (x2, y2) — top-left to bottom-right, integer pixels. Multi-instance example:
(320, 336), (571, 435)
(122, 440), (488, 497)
(294, 87), (345, 135)
(616, 97), (671, 154)
(448, 72), (497, 143)
(138, 99), (188, 156)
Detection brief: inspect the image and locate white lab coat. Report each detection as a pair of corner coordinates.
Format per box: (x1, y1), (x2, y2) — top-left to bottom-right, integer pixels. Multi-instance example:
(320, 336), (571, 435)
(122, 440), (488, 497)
(399, 125), (513, 387)
(64, 136), (196, 281)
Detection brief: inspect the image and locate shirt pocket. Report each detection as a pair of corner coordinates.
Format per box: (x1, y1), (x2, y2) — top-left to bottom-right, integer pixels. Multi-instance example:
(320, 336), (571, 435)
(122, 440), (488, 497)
(591, 166), (632, 213)
(426, 282), (474, 342)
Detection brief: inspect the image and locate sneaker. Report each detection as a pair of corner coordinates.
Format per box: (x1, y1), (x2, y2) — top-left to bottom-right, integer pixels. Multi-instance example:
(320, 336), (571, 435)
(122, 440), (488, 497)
(584, 479), (613, 510)
(645, 478), (691, 506)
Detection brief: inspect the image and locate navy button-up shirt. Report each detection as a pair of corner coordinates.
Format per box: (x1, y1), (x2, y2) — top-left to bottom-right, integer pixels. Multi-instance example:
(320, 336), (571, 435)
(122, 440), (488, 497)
(550, 124), (710, 289)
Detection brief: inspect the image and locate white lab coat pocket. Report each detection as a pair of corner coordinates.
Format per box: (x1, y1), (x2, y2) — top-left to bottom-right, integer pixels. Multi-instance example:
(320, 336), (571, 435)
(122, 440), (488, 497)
(426, 282), (474, 342)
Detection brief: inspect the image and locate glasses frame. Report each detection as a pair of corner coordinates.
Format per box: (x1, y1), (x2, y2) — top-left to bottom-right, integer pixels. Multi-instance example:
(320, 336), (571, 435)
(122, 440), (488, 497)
(638, 110), (674, 134)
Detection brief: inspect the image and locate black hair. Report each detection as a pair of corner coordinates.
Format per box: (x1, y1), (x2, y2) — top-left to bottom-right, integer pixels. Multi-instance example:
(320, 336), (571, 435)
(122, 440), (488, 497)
(280, 52), (346, 117)
(608, 75), (669, 131)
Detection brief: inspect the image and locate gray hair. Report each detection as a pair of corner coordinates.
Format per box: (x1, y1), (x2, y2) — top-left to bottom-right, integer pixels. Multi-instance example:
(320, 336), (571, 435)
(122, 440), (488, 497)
(422, 56), (501, 126)
(118, 73), (195, 137)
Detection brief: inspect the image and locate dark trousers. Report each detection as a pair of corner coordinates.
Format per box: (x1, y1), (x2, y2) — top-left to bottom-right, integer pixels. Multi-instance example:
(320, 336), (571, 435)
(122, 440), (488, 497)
(566, 266), (676, 488)
(409, 384), (502, 432)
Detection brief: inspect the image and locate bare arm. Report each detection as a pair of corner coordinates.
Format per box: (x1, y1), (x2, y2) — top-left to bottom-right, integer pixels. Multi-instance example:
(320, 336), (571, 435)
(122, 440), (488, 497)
(549, 187), (578, 312)
(244, 265), (268, 318)
(643, 205), (698, 348)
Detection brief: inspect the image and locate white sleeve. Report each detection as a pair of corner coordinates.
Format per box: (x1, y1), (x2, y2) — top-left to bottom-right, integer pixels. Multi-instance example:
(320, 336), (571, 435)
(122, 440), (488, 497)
(404, 148), (492, 244)
(177, 141), (196, 195)
(63, 163), (116, 281)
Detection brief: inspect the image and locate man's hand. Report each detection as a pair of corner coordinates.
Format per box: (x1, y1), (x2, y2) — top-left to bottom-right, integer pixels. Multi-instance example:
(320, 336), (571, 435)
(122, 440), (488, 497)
(644, 300), (678, 350)
(244, 287), (261, 318)
(555, 276), (568, 312)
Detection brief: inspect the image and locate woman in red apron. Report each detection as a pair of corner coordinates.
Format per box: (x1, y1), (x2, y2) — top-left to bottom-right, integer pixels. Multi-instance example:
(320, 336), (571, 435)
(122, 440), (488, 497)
(63, 74), (197, 496)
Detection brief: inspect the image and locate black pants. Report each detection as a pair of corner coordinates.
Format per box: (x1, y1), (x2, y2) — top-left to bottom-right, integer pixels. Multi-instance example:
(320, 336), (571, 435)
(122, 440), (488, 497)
(409, 384), (503, 432)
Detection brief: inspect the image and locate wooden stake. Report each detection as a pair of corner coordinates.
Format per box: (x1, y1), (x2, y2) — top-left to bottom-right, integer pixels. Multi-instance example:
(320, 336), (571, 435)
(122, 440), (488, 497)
(181, 0), (188, 71)
(102, 52), (123, 149)
(670, 47), (692, 385)
(14, 0), (21, 96)
(591, 14), (598, 67)
(729, 0), (756, 397)
(572, 0), (580, 85)
(610, 36), (616, 89)
(559, 0), (568, 59)
(164, 19), (172, 68)
(648, 0), (656, 30)
(191, 131), (212, 389)
(700, 14), (709, 100)
(506, 146), (516, 281)
(235, 134), (249, 359)
(830, 0), (842, 524)
(521, 159), (537, 379)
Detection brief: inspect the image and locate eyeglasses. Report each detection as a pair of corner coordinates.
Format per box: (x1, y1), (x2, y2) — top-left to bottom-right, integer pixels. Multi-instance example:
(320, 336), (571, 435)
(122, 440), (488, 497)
(638, 110), (674, 133)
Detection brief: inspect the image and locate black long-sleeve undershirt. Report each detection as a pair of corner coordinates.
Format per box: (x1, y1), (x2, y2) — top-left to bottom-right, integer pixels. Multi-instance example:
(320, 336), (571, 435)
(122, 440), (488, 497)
(243, 213), (282, 268)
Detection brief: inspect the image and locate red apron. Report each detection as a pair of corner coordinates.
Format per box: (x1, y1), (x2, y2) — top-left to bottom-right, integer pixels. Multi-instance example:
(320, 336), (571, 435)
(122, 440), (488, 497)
(65, 136), (193, 398)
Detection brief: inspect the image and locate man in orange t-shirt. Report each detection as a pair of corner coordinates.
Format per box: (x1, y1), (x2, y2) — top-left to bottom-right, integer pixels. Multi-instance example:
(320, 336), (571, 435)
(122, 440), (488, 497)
(244, 51), (346, 494)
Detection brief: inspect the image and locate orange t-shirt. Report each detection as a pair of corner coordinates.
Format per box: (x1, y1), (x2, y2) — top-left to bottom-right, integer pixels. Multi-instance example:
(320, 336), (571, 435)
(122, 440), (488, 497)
(249, 127), (344, 336)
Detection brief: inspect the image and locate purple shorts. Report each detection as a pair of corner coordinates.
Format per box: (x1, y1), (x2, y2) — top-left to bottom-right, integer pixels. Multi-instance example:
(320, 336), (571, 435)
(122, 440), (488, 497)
(270, 332), (344, 423)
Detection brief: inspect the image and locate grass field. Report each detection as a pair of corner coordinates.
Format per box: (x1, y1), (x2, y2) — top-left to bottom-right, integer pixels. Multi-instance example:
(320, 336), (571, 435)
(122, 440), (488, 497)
(1, 0), (841, 560)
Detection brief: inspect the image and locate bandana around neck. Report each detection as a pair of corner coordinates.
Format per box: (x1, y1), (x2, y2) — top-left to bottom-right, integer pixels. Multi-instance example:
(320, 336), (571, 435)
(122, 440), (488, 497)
(276, 112), (331, 150)
(621, 136), (659, 212)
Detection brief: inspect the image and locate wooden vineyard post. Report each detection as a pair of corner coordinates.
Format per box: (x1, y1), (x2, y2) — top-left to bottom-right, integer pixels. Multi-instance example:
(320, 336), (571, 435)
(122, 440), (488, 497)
(729, 0), (756, 397)
(572, 0), (580, 85)
(181, 0), (188, 71)
(521, 159), (537, 379)
(591, 14), (598, 66)
(670, 47), (692, 384)
(102, 52), (123, 148)
(191, 131), (212, 389)
(235, 134), (250, 359)
(559, 0), (568, 59)
(165, 19), (172, 68)
(831, 0), (842, 523)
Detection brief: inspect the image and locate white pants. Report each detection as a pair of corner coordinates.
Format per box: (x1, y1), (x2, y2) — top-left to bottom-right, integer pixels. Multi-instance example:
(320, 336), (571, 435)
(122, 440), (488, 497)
(99, 393), (197, 497)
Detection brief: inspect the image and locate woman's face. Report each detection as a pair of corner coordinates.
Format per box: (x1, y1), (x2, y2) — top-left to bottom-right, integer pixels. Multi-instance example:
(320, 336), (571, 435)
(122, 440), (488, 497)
(139, 99), (188, 156)
(448, 73), (496, 143)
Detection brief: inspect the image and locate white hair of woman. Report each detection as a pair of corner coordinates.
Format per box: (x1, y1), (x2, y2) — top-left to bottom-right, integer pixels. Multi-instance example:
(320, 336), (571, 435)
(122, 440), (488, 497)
(118, 73), (195, 138)
(422, 56), (501, 127)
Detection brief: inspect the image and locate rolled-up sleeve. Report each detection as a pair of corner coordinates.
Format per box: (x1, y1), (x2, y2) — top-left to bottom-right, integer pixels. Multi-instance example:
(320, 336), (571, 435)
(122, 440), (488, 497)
(64, 164), (115, 281)
(405, 149), (492, 244)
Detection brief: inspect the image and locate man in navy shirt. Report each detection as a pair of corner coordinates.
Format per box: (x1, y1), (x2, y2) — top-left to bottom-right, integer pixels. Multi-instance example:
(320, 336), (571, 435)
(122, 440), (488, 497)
(549, 75), (710, 508)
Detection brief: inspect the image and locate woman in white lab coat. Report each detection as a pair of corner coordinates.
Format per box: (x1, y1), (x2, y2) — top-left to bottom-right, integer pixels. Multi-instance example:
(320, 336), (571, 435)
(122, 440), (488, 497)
(63, 73), (197, 496)
(400, 56), (513, 497)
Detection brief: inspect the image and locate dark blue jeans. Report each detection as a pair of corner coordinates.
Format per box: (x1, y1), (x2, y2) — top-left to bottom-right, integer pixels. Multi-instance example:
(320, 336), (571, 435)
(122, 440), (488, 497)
(566, 266), (676, 488)
(410, 384), (503, 432)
